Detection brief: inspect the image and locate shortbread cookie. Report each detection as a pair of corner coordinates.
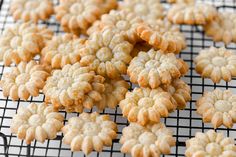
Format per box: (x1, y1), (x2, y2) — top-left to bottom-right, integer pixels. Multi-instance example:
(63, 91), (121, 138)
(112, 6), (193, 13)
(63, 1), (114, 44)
(80, 28), (133, 79)
(119, 87), (177, 125)
(196, 89), (236, 128)
(204, 12), (236, 44)
(96, 77), (129, 110)
(128, 49), (189, 88)
(55, 0), (117, 35)
(167, 3), (218, 25)
(136, 20), (186, 53)
(194, 47), (236, 83)
(167, 0), (194, 4)
(120, 123), (175, 157)
(62, 112), (117, 155)
(186, 130), (236, 157)
(0, 61), (49, 101)
(11, 103), (64, 144)
(119, 0), (164, 20)
(131, 42), (152, 58)
(41, 34), (86, 69)
(10, 0), (54, 23)
(43, 63), (105, 112)
(0, 22), (53, 66)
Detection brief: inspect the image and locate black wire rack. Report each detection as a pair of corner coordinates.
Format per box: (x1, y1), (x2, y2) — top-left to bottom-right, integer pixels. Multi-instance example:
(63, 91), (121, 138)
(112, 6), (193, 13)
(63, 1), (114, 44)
(0, 0), (236, 157)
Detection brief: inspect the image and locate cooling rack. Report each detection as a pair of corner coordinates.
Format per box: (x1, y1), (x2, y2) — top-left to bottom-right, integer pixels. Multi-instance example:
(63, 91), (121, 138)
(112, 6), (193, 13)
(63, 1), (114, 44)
(0, 0), (236, 157)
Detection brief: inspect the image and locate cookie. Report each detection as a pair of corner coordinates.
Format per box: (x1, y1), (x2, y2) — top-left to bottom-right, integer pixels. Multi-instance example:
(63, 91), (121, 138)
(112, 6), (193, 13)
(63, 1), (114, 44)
(41, 34), (86, 69)
(136, 20), (186, 53)
(186, 130), (236, 157)
(80, 28), (133, 79)
(10, 0), (54, 23)
(0, 22), (53, 66)
(131, 42), (152, 58)
(62, 112), (117, 155)
(196, 89), (236, 128)
(120, 123), (175, 157)
(0, 61), (50, 101)
(11, 103), (64, 144)
(167, 0), (194, 4)
(128, 49), (189, 88)
(43, 63), (105, 112)
(119, 87), (177, 126)
(194, 47), (236, 83)
(204, 12), (236, 44)
(167, 3), (217, 25)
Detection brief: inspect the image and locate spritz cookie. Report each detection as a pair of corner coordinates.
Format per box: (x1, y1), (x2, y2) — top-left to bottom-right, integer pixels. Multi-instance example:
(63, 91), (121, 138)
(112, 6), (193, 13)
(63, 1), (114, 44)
(43, 63), (105, 113)
(128, 49), (189, 88)
(131, 42), (152, 58)
(80, 28), (133, 79)
(196, 89), (236, 128)
(194, 47), (236, 83)
(62, 112), (117, 155)
(167, 0), (194, 4)
(10, 0), (54, 23)
(136, 20), (186, 53)
(119, 87), (177, 125)
(204, 12), (236, 44)
(167, 3), (218, 25)
(96, 77), (129, 110)
(120, 123), (175, 157)
(0, 22), (53, 66)
(41, 34), (86, 69)
(186, 130), (236, 157)
(11, 103), (64, 144)
(0, 61), (49, 101)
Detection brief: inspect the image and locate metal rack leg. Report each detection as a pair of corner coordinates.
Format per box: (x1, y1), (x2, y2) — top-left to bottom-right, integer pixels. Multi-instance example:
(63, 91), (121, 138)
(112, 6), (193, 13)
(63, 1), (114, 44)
(27, 144), (31, 157)
(0, 132), (8, 157)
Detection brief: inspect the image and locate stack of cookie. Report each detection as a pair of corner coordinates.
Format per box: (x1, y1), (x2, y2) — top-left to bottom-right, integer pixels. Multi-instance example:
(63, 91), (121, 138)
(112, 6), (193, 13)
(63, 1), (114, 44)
(0, 0), (235, 156)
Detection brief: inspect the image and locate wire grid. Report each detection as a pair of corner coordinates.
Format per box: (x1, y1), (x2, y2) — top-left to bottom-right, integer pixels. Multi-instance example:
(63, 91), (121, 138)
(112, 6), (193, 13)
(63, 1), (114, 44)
(0, 0), (236, 156)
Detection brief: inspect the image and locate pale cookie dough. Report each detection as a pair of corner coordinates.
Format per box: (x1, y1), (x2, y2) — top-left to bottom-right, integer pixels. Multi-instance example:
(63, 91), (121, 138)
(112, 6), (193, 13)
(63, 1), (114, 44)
(119, 87), (177, 126)
(41, 34), (86, 69)
(167, 0), (194, 4)
(0, 22), (53, 66)
(120, 123), (175, 157)
(10, 0), (54, 23)
(136, 20), (186, 53)
(96, 77), (129, 110)
(167, 3), (218, 25)
(128, 49), (189, 88)
(11, 103), (64, 144)
(186, 130), (236, 157)
(80, 28), (133, 79)
(196, 89), (236, 129)
(62, 112), (117, 155)
(194, 47), (236, 83)
(0, 61), (50, 101)
(43, 63), (105, 113)
(204, 12), (236, 44)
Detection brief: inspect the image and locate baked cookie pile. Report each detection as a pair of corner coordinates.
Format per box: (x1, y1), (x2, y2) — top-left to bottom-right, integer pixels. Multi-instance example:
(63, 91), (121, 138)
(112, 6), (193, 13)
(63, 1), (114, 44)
(0, 0), (235, 156)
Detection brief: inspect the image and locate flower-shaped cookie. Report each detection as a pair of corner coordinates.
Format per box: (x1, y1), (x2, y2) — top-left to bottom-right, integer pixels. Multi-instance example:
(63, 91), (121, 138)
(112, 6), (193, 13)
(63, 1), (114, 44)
(128, 49), (189, 88)
(119, 0), (164, 20)
(62, 112), (117, 155)
(186, 130), (236, 157)
(120, 123), (175, 157)
(0, 61), (49, 101)
(41, 34), (86, 69)
(204, 12), (236, 44)
(194, 47), (236, 83)
(55, 0), (117, 35)
(43, 63), (105, 113)
(131, 42), (152, 58)
(196, 89), (236, 128)
(136, 20), (186, 53)
(10, 0), (54, 23)
(11, 103), (64, 144)
(0, 22), (53, 66)
(167, 3), (218, 25)
(80, 28), (133, 79)
(167, 0), (194, 4)
(119, 87), (177, 125)
(96, 77), (129, 110)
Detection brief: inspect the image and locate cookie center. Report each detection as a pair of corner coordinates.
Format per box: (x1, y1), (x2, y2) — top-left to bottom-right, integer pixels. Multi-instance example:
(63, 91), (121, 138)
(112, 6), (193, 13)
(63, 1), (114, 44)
(15, 73), (30, 85)
(214, 100), (232, 112)
(206, 143), (222, 156)
(82, 122), (101, 136)
(138, 132), (156, 145)
(134, 4), (148, 16)
(58, 77), (73, 89)
(212, 56), (227, 67)
(138, 97), (154, 108)
(28, 114), (46, 126)
(25, 1), (40, 10)
(116, 20), (130, 30)
(96, 47), (113, 62)
(10, 36), (22, 49)
(70, 3), (84, 15)
(145, 60), (160, 70)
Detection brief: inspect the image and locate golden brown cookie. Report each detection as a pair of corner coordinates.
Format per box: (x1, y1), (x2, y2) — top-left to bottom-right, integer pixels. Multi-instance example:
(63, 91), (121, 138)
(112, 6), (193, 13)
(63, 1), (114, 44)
(194, 47), (236, 83)
(130, 42), (152, 58)
(167, 0), (194, 4)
